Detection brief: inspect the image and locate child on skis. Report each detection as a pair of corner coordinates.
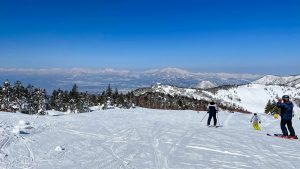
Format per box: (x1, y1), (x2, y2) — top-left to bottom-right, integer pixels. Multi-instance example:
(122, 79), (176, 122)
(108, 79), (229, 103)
(250, 113), (261, 131)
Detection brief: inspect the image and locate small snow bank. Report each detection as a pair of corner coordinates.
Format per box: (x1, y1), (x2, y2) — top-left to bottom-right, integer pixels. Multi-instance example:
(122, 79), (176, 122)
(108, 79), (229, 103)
(55, 146), (65, 152)
(89, 106), (103, 111)
(47, 110), (67, 116)
(18, 120), (30, 126)
(12, 120), (34, 134)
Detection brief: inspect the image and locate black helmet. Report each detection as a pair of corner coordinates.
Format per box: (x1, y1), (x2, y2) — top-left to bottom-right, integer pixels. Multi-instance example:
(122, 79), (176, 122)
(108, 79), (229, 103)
(254, 113), (257, 115)
(282, 95), (290, 99)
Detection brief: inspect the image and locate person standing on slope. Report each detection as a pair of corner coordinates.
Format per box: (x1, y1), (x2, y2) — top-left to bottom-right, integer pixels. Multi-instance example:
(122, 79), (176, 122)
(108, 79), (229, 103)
(207, 102), (218, 126)
(250, 113), (261, 131)
(276, 95), (297, 139)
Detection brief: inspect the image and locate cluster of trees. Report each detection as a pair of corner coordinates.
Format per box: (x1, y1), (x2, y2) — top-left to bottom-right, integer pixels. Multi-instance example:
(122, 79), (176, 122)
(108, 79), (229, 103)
(0, 80), (48, 114)
(135, 92), (207, 110)
(50, 84), (135, 113)
(0, 80), (135, 114)
(134, 91), (249, 113)
(264, 99), (280, 115)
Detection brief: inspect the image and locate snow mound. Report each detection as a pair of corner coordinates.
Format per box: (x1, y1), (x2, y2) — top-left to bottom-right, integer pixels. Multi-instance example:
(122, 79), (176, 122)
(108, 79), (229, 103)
(55, 146), (65, 152)
(195, 81), (217, 89)
(12, 120), (34, 134)
(47, 110), (66, 116)
(12, 126), (20, 134)
(19, 120), (30, 126)
(19, 120), (33, 129)
(0, 127), (4, 133)
(89, 106), (103, 111)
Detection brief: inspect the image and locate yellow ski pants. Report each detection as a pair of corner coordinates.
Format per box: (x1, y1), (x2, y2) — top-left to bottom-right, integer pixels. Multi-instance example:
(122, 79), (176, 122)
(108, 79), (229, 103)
(253, 123), (261, 131)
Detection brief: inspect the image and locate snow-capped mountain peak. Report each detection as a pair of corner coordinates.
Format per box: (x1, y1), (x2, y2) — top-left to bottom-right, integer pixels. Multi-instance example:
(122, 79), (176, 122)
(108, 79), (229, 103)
(253, 75), (300, 88)
(194, 81), (217, 89)
(143, 67), (191, 78)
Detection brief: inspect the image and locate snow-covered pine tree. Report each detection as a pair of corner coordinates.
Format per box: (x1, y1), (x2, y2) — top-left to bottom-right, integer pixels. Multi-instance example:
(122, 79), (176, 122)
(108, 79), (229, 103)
(50, 89), (58, 110)
(112, 88), (119, 105)
(62, 90), (69, 112)
(22, 84), (35, 114)
(33, 89), (47, 115)
(78, 92), (91, 113)
(50, 89), (65, 111)
(69, 84), (80, 113)
(106, 84), (113, 98)
(1, 80), (12, 111)
(11, 80), (26, 112)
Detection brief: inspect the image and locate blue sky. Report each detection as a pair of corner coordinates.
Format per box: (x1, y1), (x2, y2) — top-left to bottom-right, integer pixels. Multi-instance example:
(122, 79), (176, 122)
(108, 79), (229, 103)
(0, 0), (299, 74)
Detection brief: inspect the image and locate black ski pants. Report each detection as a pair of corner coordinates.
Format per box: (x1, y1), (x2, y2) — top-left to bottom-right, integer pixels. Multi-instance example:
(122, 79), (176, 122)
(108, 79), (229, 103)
(207, 113), (217, 126)
(281, 119), (296, 136)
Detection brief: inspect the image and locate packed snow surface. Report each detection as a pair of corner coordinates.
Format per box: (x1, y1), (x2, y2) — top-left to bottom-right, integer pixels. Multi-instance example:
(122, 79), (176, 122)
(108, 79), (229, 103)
(0, 108), (300, 169)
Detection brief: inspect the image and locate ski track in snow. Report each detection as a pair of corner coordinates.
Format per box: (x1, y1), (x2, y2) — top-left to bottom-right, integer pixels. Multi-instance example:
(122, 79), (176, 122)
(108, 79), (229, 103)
(0, 109), (300, 169)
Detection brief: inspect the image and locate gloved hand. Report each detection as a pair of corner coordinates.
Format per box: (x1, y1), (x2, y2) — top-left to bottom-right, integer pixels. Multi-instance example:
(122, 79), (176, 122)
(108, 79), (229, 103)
(259, 121), (261, 124)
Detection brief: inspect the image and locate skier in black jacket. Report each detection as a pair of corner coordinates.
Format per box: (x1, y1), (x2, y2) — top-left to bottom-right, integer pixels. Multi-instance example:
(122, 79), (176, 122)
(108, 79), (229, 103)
(207, 102), (218, 126)
(276, 95), (297, 139)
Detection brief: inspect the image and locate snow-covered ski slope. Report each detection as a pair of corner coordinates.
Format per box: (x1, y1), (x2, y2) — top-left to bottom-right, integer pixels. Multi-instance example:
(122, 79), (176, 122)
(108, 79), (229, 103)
(141, 83), (300, 116)
(207, 84), (300, 115)
(1, 108), (300, 169)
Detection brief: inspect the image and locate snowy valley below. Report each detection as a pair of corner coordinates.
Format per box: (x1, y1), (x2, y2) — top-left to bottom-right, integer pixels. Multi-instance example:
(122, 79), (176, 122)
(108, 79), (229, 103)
(1, 108), (300, 169)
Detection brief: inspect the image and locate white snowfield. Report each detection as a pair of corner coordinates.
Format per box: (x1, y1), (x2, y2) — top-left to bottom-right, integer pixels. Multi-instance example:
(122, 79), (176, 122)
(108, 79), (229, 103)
(0, 108), (300, 169)
(254, 75), (300, 88)
(147, 83), (300, 117)
(210, 84), (300, 115)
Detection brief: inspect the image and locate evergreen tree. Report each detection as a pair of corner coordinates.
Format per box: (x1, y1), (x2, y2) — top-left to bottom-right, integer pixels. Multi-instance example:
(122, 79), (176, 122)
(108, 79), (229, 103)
(264, 100), (272, 114)
(112, 88), (119, 105)
(50, 89), (58, 110)
(62, 90), (69, 112)
(12, 80), (26, 112)
(264, 99), (279, 115)
(22, 84), (35, 114)
(32, 89), (47, 115)
(106, 84), (113, 98)
(69, 84), (80, 113)
(1, 80), (12, 111)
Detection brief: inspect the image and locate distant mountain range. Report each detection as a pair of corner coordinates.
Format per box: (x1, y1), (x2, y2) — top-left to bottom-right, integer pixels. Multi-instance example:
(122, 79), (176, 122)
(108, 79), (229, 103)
(0, 68), (262, 92)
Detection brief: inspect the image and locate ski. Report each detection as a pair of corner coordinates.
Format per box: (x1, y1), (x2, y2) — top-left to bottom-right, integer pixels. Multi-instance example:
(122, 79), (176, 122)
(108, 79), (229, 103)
(207, 125), (223, 128)
(267, 134), (298, 140)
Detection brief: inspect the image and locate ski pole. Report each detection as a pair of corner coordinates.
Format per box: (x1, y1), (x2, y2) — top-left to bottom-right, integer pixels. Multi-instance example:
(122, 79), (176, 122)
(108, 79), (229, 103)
(270, 106), (278, 114)
(200, 113), (208, 122)
(260, 123), (270, 133)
